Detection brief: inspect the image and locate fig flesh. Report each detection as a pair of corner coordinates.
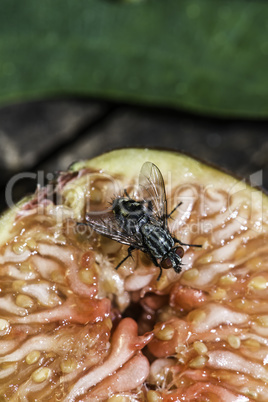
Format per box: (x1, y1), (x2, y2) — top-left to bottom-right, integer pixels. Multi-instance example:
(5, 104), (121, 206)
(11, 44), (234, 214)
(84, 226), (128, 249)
(0, 148), (267, 401)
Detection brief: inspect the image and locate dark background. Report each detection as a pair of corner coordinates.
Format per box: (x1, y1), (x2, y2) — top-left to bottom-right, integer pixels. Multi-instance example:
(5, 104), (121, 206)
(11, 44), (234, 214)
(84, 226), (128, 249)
(0, 97), (267, 214)
(1, 1), (267, 213)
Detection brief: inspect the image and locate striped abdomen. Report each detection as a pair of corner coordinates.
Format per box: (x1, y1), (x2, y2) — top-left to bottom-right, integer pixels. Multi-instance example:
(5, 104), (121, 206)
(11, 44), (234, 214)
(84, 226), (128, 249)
(141, 224), (174, 259)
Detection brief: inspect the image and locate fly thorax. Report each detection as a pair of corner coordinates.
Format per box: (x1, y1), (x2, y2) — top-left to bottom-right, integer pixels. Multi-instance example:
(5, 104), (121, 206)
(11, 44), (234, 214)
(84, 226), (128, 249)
(113, 198), (148, 218)
(123, 200), (150, 219)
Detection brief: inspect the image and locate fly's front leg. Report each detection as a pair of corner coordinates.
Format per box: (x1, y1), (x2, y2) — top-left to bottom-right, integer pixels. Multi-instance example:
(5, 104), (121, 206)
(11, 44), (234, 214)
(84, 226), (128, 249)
(150, 254), (162, 281)
(115, 246), (135, 270)
(156, 266), (163, 281)
(174, 238), (202, 248)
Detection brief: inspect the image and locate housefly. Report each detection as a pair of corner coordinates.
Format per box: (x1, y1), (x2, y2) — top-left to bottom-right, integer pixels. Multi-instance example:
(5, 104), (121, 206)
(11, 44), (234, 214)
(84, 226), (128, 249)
(83, 162), (201, 280)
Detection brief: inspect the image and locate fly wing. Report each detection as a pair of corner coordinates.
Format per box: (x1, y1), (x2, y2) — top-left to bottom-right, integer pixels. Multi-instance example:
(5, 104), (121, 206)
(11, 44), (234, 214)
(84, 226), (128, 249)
(139, 162), (167, 227)
(83, 211), (144, 249)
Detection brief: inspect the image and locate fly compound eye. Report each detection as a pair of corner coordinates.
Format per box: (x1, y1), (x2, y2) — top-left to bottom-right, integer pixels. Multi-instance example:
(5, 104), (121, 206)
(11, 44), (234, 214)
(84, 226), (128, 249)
(161, 257), (173, 269)
(175, 246), (184, 258)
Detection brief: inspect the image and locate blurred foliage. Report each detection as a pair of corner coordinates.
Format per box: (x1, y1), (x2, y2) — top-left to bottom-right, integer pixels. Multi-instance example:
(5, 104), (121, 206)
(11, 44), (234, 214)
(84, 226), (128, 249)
(0, 0), (267, 117)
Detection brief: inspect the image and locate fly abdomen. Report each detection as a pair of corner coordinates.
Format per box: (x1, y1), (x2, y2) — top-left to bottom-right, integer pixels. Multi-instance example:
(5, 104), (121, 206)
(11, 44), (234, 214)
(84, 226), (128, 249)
(141, 224), (174, 259)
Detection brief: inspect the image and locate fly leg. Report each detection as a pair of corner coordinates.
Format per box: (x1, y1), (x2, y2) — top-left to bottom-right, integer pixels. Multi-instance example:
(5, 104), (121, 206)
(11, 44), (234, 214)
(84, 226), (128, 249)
(168, 202), (202, 248)
(167, 201), (182, 219)
(169, 204), (202, 248)
(150, 254), (162, 281)
(115, 246), (135, 270)
(156, 266), (163, 281)
(123, 189), (130, 198)
(174, 238), (202, 248)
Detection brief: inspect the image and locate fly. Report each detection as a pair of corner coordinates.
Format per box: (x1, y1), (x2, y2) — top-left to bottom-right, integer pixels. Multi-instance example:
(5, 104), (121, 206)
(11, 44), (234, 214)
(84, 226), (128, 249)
(83, 162), (201, 280)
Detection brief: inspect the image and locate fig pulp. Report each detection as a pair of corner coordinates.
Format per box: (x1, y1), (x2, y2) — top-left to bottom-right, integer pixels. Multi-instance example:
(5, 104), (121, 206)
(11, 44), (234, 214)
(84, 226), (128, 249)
(0, 148), (268, 401)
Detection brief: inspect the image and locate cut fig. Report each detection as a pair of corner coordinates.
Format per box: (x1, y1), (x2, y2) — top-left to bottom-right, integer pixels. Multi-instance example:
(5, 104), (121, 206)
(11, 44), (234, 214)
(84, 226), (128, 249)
(0, 148), (268, 401)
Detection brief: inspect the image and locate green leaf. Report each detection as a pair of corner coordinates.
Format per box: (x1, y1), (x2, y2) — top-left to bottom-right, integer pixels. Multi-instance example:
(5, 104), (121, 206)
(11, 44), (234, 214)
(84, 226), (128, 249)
(0, 0), (268, 117)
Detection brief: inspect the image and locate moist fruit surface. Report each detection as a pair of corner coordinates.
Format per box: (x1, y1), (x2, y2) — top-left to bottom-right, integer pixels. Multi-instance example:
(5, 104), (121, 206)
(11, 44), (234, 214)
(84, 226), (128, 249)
(0, 148), (268, 401)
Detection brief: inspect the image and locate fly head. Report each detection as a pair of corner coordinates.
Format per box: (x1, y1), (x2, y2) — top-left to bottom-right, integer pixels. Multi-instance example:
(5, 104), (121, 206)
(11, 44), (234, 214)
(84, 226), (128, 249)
(161, 246), (184, 273)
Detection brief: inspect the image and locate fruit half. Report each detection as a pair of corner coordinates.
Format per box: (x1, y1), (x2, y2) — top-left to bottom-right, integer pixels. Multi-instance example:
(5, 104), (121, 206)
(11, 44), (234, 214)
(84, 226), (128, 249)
(0, 148), (268, 401)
